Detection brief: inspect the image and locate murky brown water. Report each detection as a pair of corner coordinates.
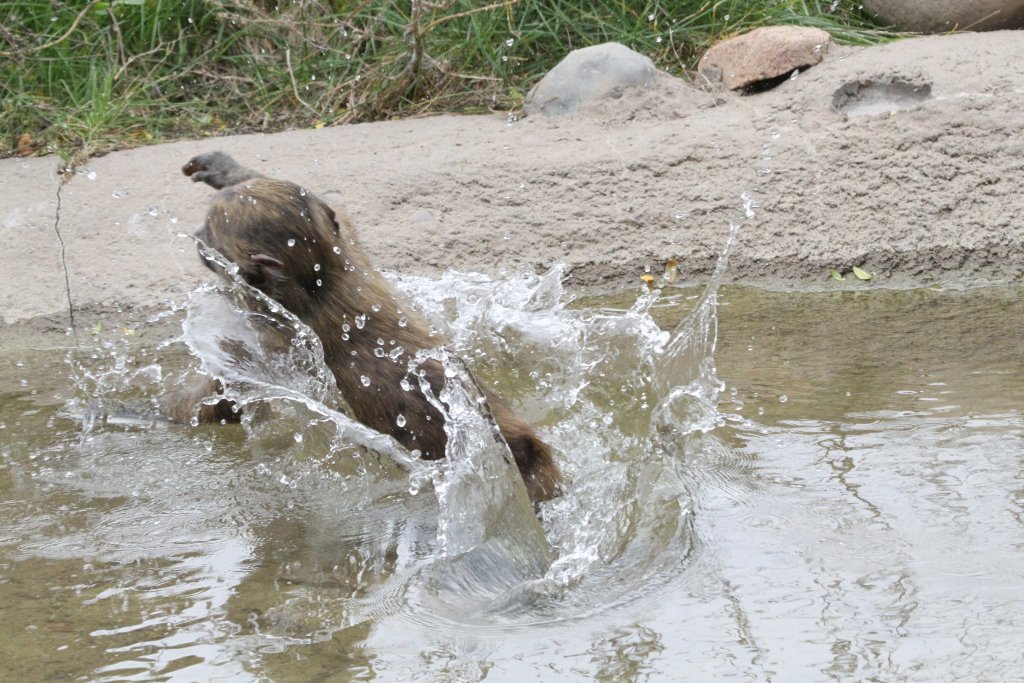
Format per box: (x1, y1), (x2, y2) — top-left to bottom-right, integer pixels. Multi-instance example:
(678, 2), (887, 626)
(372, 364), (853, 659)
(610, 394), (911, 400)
(1, 284), (1022, 682)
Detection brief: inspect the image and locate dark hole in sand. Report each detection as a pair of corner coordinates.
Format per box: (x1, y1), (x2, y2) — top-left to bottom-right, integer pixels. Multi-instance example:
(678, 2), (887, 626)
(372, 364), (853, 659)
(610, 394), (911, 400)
(832, 79), (932, 118)
(742, 70), (796, 95)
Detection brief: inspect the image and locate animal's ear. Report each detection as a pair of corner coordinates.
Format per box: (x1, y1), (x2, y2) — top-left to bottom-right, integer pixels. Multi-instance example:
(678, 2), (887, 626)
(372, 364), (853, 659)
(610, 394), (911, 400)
(324, 205), (341, 235)
(251, 253), (286, 282)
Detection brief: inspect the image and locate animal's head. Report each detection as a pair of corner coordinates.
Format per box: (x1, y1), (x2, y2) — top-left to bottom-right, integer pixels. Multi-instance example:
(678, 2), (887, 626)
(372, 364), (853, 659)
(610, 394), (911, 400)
(195, 178), (342, 317)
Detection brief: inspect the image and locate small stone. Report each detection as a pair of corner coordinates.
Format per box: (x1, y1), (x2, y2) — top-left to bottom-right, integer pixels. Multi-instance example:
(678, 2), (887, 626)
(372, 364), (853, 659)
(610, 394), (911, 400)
(408, 208), (436, 224)
(698, 26), (832, 91)
(523, 42), (657, 117)
(862, 0), (1024, 33)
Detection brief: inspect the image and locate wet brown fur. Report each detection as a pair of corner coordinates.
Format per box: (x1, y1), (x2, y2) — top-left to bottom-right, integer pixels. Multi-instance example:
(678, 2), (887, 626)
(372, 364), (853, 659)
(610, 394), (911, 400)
(175, 152), (563, 502)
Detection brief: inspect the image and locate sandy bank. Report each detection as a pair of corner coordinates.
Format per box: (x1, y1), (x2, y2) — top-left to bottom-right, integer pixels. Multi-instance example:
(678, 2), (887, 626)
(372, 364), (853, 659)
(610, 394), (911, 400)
(2, 31), (1022, 334)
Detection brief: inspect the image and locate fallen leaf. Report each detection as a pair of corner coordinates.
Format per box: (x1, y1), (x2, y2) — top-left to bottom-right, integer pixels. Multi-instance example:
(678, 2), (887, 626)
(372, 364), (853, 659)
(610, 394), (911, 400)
(16, 133), (35, 157)
(851, 265), (872, 280)
(829, 269), (845, 281)
(45, 621), (76, 633)
(640, 274), (656, 291)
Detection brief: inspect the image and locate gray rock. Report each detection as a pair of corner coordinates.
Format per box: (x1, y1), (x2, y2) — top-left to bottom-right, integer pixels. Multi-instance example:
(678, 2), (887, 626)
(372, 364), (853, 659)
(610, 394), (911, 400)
(523, 42), (657, 117)
(862, 0), (1024, 32)
(698, 26), (832, 91)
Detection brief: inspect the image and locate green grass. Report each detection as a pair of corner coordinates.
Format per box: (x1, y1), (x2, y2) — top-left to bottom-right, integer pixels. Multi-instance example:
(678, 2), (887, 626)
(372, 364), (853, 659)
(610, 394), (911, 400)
(0, 1), (896, 162)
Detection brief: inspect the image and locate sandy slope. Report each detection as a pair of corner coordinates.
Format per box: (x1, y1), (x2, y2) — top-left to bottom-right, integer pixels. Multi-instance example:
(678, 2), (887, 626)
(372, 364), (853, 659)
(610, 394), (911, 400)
(2, 31), (1022, 331)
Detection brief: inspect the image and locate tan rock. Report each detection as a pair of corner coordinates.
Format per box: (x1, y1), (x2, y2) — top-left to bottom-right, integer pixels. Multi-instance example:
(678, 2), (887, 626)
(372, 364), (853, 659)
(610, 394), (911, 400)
(862, 0), (1024, 32)
(698, 26), (832, 90)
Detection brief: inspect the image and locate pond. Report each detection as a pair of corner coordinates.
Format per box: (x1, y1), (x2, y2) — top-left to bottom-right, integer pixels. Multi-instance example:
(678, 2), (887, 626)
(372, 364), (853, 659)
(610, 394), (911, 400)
(0, 266), (1021, 682)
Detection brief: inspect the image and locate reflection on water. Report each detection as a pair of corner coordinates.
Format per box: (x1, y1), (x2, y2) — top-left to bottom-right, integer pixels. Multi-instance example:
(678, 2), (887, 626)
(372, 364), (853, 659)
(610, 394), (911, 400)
(0, 279), (1022, 681)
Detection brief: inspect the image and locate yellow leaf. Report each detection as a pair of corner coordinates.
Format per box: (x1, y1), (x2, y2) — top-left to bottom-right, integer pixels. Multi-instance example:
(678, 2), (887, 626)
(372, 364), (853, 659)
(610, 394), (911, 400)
(314, 120), (326, 129)
(640, 274), (656, 291)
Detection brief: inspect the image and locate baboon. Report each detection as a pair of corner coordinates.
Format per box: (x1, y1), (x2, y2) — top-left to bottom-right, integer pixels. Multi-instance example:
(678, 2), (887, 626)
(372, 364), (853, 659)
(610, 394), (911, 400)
(174, 152), (563, 503)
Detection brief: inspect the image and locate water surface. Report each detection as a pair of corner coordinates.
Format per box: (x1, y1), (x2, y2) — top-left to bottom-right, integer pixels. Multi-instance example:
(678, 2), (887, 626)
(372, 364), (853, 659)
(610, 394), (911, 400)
(0, 280), (1021, 682)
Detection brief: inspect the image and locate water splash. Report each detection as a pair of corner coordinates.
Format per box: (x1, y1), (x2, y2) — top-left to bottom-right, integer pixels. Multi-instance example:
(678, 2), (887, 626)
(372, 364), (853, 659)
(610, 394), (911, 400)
(384, 228), (740, 610)
(650, 222), (740, 442)
(71, 226), (739, 626)
(405, 349), (554, 617)
(177, 244), (428, 487)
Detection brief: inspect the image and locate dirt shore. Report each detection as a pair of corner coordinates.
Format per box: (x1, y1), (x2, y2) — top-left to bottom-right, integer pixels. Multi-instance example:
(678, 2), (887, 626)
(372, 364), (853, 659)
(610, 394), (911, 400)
(2, 31), (1022, 335)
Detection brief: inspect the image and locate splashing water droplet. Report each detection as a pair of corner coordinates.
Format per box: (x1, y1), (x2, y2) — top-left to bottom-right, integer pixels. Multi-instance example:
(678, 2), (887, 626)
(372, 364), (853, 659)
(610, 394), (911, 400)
(333, 245), (341, 254)
(294, 432), (303, 443)
(742, 192), (758, 219)
(371, 303), (382, 313)
(314, 263), (321, 272)
(355, 314), (366, 329)
(287, 238), (296, 247)
(398, 316), (408, 327)
(360, 375), (371, 387)
(396, 414), (406, 428)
